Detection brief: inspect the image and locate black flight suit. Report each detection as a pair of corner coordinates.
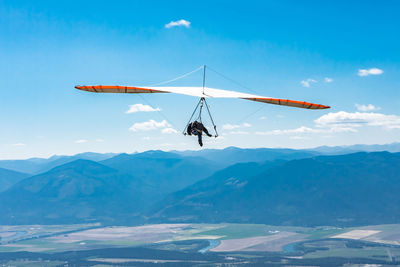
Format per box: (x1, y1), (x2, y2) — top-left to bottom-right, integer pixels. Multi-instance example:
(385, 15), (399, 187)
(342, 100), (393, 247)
(187, 121), (212, 146)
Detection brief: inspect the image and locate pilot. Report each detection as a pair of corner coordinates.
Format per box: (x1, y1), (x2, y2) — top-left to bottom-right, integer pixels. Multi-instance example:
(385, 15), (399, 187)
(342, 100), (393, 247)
(187, 120), (212, 147)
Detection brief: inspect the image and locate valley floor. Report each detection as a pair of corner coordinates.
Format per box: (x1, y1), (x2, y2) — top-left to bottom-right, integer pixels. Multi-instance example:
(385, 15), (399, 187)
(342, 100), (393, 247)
(1, 223), (400, 266)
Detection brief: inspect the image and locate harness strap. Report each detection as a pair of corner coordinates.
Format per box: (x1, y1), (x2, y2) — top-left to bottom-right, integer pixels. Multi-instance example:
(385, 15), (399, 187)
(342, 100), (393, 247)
(182, 98), (203, 135)
(204, 98), (218, 137)
(183, 97), (218, 137)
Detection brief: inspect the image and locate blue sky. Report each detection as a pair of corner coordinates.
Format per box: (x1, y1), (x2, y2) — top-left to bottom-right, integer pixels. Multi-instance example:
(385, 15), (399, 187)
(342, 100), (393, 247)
(1, 0), (399, 159)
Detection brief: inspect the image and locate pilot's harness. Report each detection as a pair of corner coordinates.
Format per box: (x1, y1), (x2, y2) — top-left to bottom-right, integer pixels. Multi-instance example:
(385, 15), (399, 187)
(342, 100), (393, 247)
(183, 97), (218, 137)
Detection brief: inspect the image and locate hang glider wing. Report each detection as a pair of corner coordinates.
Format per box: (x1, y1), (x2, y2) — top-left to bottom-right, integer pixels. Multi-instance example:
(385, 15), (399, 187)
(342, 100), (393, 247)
(75, 85), (330, 110)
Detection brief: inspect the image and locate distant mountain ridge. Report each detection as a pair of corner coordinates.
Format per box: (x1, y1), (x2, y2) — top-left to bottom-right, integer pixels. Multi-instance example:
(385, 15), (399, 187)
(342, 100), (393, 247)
(2, 142), (399, 175)
(174, 146), (318, 167)
(0, 159), (143, 224)
(0, 147), (399, 226)
(0, 152), (118, 174)
(0, 168), (29, 192)
(150, 152), (400, 227)
(310, 142), (400, 154)
(100, 151), (221, 196)
(0, 152), (222, 224)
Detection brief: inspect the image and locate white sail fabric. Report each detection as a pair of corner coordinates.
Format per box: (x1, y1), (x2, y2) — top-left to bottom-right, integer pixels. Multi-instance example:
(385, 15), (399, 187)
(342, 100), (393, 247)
(75, 85), (330, 110)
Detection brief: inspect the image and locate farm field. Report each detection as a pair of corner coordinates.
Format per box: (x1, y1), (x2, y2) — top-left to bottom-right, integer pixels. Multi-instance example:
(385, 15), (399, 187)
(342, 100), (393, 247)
(1, 223), (400, 266)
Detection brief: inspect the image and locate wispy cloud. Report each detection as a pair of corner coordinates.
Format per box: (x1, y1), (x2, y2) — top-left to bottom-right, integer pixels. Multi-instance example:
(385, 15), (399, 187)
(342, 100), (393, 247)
(324, 77), (333, 83)
(229, 131), (249, 135)
(256, 125), (355, 136)
(355, 104), (380, 112)
(165, 19), (191, 29)
(160, 143), (173, 147)
(357, 68), (383, 77)
(11, 143), (26, 147)
(161, 127), (178, 134)
(256, 126), (328, 135)
(256, 111), (400, 136)
(300, 78), (317, 87)
(129, 119), (171, 132)
(315, 111), (400, 130)
(75, 139), (87, 144)
(222, 123), (251, 130)
(125, 104), (161, 114)
(290, 136), (309, 140)
(95, 138), (104, 142)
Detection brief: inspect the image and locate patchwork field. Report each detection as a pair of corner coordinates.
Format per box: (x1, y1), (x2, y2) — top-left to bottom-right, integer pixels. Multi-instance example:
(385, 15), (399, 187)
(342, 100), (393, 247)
(1, 223), (400, 265)
(211, 231), (305, 252)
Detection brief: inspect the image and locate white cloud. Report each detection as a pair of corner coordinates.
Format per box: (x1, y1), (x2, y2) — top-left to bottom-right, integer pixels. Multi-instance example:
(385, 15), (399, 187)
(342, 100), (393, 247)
(11, 143), (26, 146)
(222, 123), (251, 130)
(256, 111), (400, 136)
(355, 104), (380, 112)
(95, 138), (104, 142)
(125, 104), (161, 114)
(315, 111), (400, 130)
(129, 119), (171, 132)
(256, 126), (324, 135)
(204, 135), (226, 144)
(75, 139), (87, 144)
(165, 19), (191, 29)
(259, 116), (267, 120)
(357, 68), (383, 77)
(300, 78), (317, 88)
(229, 131), (249, 135)
(160, 143), (173, 147)
(324, 77), (333, 83)
(290, 136), (309, 140)
(162, 127), (178, 134)
(256, 125), (356, 136)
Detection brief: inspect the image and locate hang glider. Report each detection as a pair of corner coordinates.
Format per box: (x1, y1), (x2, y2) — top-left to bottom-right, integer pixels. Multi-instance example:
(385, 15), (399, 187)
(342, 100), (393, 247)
(74, 85), (330, 110)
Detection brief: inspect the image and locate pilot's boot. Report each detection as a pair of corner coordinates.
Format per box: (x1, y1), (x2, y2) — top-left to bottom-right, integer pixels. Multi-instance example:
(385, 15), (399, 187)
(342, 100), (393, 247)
(198, 135), (203, 147)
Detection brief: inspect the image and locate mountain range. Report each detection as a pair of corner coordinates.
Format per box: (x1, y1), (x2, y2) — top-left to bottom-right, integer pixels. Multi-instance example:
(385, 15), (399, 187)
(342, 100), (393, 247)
(0, 168), (29, 192)
(150, 152), (400, 226)
(0, 145), (399, 226)
(0, 152), (117, 174)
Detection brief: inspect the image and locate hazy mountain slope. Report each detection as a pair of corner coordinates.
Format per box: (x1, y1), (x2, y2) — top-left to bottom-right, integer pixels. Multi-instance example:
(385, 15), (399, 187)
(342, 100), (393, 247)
(311, 142), (400, 154)
(0, 159), (144, 224)
(151, 152), (400, 227)
(0, 151), (222, 225)
(0, 168), (29, 192)
(175, 147), (318, 166)
(0, 152), (117, 174)
(101, 151), (221, 196)
(2, 150), (400, 226)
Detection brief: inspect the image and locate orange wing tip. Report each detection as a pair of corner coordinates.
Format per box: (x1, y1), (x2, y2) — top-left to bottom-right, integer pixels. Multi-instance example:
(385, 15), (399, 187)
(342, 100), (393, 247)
(317, 104), (331, 109)
(244, 97), (330, 110)
(74, 85), (168, 94)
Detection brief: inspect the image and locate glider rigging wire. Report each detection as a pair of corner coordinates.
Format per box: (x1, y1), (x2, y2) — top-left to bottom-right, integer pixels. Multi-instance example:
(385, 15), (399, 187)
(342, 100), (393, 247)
(183, 65), (218, 137)
(148, 66), (204, 86)
(206, 66), (267, 124)
(182, 97), (218, 137)
(139, 66), (206, 130)
(75, 65), (330, 145)
(207, 66), (261, 96)
(202, 65), (206, 95)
